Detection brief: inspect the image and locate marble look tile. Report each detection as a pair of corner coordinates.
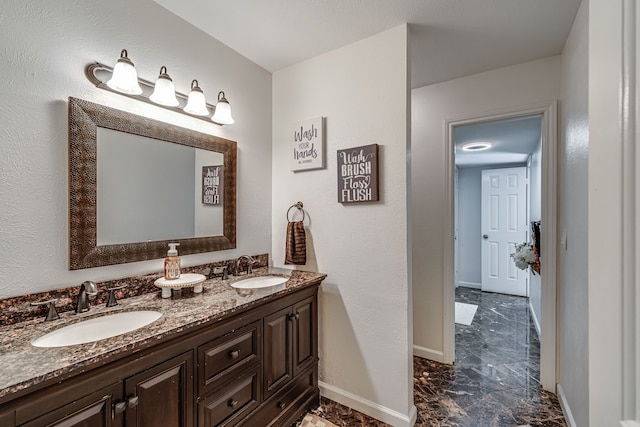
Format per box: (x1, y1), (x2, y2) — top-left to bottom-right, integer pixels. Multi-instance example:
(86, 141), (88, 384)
(307, 397), (390, 427)
(314, 287), (566, 427)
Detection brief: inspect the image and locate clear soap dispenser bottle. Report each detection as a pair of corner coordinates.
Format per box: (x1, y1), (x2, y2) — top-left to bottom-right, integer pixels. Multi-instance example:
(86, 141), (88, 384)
(164, 243), (181, 280)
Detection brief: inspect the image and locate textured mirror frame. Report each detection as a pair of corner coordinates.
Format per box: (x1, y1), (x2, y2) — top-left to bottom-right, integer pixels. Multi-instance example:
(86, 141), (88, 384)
(68, 97), (237, 270)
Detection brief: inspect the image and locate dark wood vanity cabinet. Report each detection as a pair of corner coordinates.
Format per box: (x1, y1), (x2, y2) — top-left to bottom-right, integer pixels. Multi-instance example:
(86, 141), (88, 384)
(3, 284), (319, 427)
(124, 352), (194, 427)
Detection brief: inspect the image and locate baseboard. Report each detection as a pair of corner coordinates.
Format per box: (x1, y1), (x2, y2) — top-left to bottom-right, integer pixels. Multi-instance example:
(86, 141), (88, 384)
(529, 300), (541, 338)
(319, 381), (417, 427)
(413, 345), (444, 363)
(557, 383), (577, 427)
(457, 281), (481, 289)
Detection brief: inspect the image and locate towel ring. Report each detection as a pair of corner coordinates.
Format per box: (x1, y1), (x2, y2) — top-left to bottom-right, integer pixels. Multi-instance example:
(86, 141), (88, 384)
(286, 201), (305, 222)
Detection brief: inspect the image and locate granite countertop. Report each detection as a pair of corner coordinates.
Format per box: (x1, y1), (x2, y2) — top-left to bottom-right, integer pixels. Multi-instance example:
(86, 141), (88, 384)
(0, 267), (326, 401)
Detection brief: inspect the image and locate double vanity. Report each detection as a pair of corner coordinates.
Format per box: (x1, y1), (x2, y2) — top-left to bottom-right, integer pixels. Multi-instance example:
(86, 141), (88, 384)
(0, 267), (325, 427)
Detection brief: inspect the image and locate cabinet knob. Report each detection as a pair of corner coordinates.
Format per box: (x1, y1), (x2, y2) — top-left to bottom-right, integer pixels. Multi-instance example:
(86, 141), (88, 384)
(228, 399), (239, 408)
(288, 312), (300, 321)
(277, 401), (286, 410)
(228, 350), (240, 359)
(127, 396), (139, 408)
(113, 401), (127, 415)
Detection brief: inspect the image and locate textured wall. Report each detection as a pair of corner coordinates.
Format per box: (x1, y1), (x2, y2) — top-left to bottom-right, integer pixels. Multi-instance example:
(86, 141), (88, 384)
(558, 3), (589, 425)
(457, 167), (482, 287)
(272, 25), (414, 425)
(528, 140), (543, 333)
(412, 56), (561, 360)
(0, 0), (272, 298)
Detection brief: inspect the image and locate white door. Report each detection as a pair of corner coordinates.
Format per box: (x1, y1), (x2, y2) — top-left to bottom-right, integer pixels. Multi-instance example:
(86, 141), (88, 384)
(481, 167), (528, 296)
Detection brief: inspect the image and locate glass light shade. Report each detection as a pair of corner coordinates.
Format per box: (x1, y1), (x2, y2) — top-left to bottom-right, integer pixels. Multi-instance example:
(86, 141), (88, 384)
(106, 50), (143, 95)
(211, 91), (235, 125)
(183, 80), (210, 116)
(149, 66), (179, 107)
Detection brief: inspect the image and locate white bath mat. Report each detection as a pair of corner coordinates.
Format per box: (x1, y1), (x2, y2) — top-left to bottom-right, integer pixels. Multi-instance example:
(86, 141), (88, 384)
(455, 302), (478, 325)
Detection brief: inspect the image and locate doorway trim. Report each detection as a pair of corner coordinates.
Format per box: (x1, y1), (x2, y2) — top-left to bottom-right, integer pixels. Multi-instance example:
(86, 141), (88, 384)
(443, 100), (558, 391)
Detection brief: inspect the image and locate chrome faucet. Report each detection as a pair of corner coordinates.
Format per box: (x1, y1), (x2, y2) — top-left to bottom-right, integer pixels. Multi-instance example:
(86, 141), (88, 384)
(234, 255), (256, 276)
(75, 280), (98, 313)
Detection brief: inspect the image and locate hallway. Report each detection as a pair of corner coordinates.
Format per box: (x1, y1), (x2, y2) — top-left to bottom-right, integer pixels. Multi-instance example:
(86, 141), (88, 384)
(307, 287), (567, 426)
(412, 287), (566, 426)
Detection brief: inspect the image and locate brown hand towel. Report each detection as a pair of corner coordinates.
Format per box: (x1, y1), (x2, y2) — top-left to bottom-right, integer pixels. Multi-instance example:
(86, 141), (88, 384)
(285, 221), (306, 265)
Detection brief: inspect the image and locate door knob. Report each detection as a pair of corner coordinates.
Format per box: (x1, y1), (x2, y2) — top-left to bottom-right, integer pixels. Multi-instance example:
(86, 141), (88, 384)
(483, 234), (489, 240)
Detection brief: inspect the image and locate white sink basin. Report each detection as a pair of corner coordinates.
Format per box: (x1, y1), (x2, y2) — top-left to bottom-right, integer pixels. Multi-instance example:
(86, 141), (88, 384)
(31, 311), (162, 348)
(231, 276), (288, 290)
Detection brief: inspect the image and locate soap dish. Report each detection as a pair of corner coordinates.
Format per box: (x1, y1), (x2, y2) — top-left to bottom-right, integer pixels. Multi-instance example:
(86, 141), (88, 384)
(155, 273), (206, 298)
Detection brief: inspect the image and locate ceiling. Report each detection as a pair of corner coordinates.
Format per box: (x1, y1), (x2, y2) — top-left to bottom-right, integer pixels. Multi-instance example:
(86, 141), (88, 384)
(454, 115), (542, 168)
(154, 0), (581, 89)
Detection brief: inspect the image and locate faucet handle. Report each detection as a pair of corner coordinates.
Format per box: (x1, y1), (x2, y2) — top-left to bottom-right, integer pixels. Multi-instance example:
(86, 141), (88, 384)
(212, 265), (229, 280)
(105, 285), (127, 307)
(31, 299), (60, 322)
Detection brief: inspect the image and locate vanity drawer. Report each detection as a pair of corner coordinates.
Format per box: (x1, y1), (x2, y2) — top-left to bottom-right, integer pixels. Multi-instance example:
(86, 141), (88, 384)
(198, 320), (261, 396)
(197, 366), (260, 427)
(239, 367), (317, 427)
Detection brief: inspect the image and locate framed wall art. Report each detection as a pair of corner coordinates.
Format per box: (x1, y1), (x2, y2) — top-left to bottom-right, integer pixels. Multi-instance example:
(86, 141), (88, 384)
(337, 143), (379, 203)
(291, 117), (325, 171)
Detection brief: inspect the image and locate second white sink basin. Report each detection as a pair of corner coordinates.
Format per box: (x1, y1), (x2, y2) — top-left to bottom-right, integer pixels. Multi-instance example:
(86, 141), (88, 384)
(31, 310), (162, 348)
(231, 276), (288, 290)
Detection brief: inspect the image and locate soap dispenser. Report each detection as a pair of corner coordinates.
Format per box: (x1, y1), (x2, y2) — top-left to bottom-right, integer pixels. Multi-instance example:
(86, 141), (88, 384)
(164, 243), (181, 280)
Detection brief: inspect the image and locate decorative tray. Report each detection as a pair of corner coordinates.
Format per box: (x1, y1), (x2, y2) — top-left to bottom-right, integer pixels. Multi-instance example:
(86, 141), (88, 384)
(154, 273), (206, 298)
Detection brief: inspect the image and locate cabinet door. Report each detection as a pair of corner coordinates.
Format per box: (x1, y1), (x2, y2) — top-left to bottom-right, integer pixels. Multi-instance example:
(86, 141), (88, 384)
(263, 306), (292, 399)
(124, 351), (194, 427)
(292, 296), (317, 377)
(21, 382), (123, 427)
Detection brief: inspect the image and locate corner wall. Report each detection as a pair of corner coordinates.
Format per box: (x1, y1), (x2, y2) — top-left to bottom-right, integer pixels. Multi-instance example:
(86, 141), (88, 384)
(272, 25), (415, 426)
(0, 0), (272, 298)
(557, 2), (589, 425)
(412, 56), (561, 361)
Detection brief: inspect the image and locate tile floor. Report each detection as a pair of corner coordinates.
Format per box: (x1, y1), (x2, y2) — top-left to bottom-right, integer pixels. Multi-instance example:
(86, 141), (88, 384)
(309, 287), (567, 427)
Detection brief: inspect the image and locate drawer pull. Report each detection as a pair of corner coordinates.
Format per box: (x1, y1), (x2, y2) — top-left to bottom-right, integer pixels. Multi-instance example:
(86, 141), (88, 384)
(277, 401), (286, 410)
(113, 401), (126, 415)
(229, 350), (240, 359)
(228, 399), (239, 408)
(127, 396), (139, 408)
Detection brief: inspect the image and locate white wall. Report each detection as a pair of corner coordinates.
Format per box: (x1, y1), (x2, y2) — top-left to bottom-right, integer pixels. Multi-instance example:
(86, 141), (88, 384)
(412, 57), (561, 360)
(456, 167), (482, 287)
(557, 3), (589, 425)
(272, 25), (415, 426)
(0, 0), (272, 298)
(587, 0), (626, 424)
(528, 140), (543, 334)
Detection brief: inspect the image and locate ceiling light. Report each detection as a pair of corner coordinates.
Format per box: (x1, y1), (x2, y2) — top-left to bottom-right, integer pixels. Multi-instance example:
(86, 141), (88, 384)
(106, 49), (143, 95)
(211, 91), (235, 125)
(183, 80), (210, 116)
(462, 142), (492, 151)
(149, 66), (179, 107)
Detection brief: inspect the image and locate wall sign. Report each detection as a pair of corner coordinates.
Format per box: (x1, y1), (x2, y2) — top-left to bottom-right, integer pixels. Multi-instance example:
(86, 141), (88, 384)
(291, 117), (324, 171)
(337, 144), (379, 203)
(202, 165), (223, 205)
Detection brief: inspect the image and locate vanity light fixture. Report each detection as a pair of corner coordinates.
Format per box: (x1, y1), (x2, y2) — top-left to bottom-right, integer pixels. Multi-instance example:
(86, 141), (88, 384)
(183, 80), (210, 116)
(106, 49), (143, 95)
(462, 142), (492, 151)
(149, 66), (180, 107)
(211, 91), (235, 125)
(85, 49), (234, 125)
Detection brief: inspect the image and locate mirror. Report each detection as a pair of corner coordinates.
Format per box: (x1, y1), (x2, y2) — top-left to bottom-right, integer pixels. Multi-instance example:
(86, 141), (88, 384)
(68, 97), (236, 270)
